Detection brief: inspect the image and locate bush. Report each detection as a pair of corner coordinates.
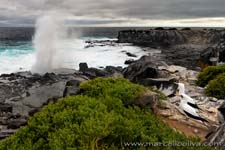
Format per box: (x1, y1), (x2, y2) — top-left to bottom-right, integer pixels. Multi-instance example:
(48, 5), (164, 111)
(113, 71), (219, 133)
(0, 78), (210, 150)
(80, 78), (147, 104)
(205, 73), (225, 99)
(196, 65), (225, 87)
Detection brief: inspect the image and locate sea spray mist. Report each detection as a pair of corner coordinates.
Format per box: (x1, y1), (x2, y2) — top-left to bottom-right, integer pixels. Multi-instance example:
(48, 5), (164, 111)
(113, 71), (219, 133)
(32, 13), (67, 74)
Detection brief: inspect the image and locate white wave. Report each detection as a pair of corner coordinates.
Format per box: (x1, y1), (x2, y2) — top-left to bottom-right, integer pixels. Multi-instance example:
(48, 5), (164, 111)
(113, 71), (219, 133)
(0, 37), (149, 74)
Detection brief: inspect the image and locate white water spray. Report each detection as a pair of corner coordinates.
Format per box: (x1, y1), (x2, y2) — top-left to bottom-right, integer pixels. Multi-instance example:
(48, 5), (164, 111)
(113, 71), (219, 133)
(31, 13), (66, 74)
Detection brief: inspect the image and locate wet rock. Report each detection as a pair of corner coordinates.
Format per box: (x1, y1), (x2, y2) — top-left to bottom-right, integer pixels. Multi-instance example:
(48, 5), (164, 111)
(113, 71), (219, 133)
(124, 59), (135, 65)
(126, 52), (137, 58)
(105, 66), (123, 74)
(79, 63), (89, 72)
(79, 63), (109, 78)
(83, 68), (109, 79)
(139, 78), (178, 97)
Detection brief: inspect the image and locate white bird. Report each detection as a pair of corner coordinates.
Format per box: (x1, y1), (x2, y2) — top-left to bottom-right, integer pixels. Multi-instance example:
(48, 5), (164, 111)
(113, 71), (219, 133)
(179, 97), (208, 122)
(177, 83), (201, 110)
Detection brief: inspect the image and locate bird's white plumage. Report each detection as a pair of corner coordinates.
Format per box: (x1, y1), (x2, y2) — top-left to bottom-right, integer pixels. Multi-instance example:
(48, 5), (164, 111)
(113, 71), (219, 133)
(177, 83), (196, 105)
(179, 99), (199, 117)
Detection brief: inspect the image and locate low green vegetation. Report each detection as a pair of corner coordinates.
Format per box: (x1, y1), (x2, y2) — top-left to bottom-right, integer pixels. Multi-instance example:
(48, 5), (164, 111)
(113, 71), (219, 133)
(205, 73), (225, 99)
(0, 78), (211, 150)
(196, 65), (225, 87)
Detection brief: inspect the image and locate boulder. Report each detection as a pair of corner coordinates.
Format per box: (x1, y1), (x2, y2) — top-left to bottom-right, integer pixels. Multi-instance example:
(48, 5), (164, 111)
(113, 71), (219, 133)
(83, 68), (109, 79)
(130, 90), (159, 112)
(0, 71), (92, 139)
(79, 63), (109, 78)
(63, 80), (82, 97)
(11, 81), (67, 115)
(139, 78), (178, 97)
(105, 66), (123, 74)
(123, 56), (159, 82)
(79, 63), (89, 72)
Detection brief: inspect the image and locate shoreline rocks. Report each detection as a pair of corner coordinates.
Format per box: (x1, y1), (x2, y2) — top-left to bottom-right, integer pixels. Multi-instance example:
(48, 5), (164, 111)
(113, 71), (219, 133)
(118, 29), (225, 69)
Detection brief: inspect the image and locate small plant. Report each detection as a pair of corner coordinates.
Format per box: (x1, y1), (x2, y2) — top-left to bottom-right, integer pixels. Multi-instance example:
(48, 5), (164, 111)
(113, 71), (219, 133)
(196, 65), (225, 87)
(205, 73), (225, 99)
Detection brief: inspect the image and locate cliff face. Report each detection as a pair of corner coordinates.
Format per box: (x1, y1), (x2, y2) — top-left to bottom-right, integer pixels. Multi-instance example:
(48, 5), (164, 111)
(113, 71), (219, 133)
(118, 29), (225, 47)
(118, 29), (225, 69)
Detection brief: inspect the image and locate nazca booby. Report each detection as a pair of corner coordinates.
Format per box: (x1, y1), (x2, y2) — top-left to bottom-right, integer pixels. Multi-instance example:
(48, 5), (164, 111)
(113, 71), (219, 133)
(177, 83), (208, 122)
(177, 83), (200, 110)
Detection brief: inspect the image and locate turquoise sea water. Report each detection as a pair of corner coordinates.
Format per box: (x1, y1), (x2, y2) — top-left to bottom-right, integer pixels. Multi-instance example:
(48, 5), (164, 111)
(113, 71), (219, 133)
(0, 37), (147, 74)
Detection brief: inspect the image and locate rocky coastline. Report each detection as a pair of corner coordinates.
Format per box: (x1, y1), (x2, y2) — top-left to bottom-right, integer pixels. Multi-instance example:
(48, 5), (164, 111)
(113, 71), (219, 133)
(118, 28), (225, 69)
(1, 29), (225, 148)
(0, 56), (223, 143)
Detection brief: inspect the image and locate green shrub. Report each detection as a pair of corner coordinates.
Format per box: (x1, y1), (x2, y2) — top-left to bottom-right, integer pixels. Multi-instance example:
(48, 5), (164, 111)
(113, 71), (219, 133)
(205, 73), (225, 99)
(0, 78), (211, 150)
(196, 65), (225, 87)
(80, 78), (147, 104)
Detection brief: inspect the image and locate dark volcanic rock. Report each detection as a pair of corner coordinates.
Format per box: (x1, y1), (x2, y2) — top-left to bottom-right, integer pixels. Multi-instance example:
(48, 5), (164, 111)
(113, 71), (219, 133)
(0, 71), (90, 139)
(79, 63), (89, 72)
(118, 29), (224, 47)
(118, 29), (225, 69)
(126, 52), (137, 58)
(139, 78), (178, 97)
(79, 63), (109, 78)
(105, 66), (123, 74)
(124, 59), (135, 65)
(123, 56), (159, 82)
(83, 68), (109, 78)
(63, 80), (82, 97)
(118, 30), (186, 47)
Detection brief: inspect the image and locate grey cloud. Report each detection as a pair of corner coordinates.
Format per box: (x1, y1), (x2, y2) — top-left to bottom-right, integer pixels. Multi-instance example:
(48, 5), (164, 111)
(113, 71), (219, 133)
(0, 0), (225, 26)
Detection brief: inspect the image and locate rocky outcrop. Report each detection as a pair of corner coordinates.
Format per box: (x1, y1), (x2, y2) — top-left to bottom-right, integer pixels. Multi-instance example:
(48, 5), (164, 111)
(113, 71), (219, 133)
(0, 64), (127, 139)
(198, 39), (225, 67)
(123, 56), (179, 96)
(133, 90), (159, 112)
(79, 63), (123, 78)
(118, 29), (225, 47)
(118, 29), (225, 69)
(123, 56), (160, 82)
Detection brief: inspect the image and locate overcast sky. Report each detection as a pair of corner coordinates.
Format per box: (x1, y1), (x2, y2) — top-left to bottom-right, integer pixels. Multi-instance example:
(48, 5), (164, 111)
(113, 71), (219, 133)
(0, 0), (225, 27)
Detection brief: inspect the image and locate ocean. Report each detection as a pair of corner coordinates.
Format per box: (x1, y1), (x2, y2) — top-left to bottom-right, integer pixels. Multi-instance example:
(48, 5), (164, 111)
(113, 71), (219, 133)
(0, 27), (150, 74)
